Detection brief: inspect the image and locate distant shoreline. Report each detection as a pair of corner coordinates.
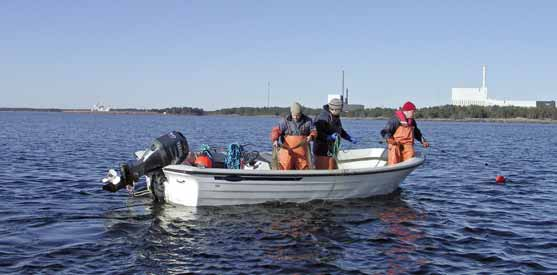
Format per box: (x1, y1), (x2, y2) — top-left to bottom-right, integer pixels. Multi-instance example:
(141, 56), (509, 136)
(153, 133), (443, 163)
(63, 110), (160, 115)
(2, 108), (556, 124)
(0, 108), (160, 115)
(421, 117), (557, 124)
(342, 116), (557, 124)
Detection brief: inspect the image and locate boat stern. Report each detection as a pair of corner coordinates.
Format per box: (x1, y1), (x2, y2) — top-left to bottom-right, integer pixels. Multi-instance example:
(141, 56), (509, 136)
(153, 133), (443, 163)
(163, 168), (201, 206)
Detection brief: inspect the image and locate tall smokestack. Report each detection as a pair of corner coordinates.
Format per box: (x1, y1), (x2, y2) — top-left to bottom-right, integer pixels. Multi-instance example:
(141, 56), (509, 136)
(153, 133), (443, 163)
(345, 88), (349, 105)
(481, 65), (487, 89)
(341, 70), (345, 102)
(267, 81), (270, 108)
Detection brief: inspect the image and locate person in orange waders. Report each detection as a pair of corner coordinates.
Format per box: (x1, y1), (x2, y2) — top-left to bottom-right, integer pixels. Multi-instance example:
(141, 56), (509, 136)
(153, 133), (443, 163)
(270, 102), (317, 170)
(380, 101), (429, 165)
(313, 98), (357, 170)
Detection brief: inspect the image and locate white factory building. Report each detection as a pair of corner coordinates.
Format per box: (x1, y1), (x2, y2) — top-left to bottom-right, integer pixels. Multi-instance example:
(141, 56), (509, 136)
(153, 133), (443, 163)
(451, 65), (537, 107)
(91, 102), (111, 112)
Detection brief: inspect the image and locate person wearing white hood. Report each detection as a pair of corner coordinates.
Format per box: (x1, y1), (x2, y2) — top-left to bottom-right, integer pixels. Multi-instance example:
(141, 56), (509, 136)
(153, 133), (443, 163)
(313, 98), (357, 169)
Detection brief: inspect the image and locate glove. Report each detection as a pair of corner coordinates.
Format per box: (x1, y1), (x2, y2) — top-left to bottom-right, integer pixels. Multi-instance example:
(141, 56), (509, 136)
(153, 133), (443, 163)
(348, 136), (358, 144)
(327, 133), (338, 141)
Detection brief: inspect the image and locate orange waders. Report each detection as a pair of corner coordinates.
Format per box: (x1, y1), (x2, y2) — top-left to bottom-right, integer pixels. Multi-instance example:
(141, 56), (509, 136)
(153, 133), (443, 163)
(278, 136), (310, 170)
(314, 156), (337, 170)
(387, 123), (415, 165)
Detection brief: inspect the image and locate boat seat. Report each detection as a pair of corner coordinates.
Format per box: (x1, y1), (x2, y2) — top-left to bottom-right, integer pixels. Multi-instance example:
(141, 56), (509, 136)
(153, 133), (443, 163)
(257, 152), (273, 164)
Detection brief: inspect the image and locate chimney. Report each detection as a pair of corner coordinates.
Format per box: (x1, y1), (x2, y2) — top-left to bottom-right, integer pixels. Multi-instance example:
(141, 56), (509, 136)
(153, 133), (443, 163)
(481, 65), (487, 89)
(341, 70), (345, 99)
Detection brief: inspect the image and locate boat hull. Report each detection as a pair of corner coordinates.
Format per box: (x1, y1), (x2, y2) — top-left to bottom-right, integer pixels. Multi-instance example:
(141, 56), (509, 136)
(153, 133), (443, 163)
(156, 152), (424, 206)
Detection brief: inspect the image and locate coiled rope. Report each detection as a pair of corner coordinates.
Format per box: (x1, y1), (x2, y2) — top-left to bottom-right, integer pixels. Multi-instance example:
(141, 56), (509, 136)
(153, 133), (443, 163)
(200, 144), (213, 159)
(329, 135), (341, 159)
(225, 143), (243, 169)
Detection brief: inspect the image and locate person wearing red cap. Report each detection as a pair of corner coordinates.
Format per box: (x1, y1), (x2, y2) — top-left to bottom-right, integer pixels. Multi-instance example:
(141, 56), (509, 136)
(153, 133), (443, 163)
(380, 101), (429, 165)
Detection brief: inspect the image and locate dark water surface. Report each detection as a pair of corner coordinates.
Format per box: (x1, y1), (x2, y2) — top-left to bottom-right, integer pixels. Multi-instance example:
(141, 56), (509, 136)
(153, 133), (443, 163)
(1, 112), (556, 275)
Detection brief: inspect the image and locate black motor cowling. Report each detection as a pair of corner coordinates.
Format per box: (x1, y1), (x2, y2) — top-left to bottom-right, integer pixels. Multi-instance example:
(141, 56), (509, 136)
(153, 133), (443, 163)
(102, 131), (189, 192)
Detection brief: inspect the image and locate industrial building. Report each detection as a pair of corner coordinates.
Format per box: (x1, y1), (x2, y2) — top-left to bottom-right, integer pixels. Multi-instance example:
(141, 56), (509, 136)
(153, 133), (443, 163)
(328, 71), (365, 111)
(537, 101), (556, 108)
(91, 102), (111, 112)
(451, 65), (550, 108)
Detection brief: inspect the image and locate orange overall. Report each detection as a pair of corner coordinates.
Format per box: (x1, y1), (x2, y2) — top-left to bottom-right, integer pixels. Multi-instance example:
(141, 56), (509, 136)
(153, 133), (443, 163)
(278, 136), (310, 170)
(387, 122), (415, 165)
(270, 114), (316, 170)
(314, 156), (337, 170)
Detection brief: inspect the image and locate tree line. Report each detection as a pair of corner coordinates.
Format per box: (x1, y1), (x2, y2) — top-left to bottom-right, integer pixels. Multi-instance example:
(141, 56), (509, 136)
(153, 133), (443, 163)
(4, 105), (555, 120)
(149, 105), (557, 120)
(415, 105), (557, 120)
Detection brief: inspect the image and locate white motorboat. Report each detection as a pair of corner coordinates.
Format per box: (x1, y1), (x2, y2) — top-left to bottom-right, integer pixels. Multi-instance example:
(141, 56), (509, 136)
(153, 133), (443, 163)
(156, 148), (424, 206)
(102, 131), (425, 207)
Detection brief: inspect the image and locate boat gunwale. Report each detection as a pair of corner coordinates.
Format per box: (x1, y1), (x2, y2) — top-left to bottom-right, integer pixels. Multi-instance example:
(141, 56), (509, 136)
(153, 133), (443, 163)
(163, 156), (424, 178)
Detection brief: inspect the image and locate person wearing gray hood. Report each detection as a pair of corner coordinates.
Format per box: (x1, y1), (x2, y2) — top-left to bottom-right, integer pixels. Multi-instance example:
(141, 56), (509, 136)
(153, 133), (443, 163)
(270, 102), (317, 170)
(313, 98), (357, 169)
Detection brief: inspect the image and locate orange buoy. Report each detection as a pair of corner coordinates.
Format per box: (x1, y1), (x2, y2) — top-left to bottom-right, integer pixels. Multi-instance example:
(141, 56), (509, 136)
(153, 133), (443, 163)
(194, 154), (213, 168)
(495, 175), (506, 184)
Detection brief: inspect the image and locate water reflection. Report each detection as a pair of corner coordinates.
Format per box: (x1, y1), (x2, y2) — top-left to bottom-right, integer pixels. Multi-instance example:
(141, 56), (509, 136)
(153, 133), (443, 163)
(377, 203), (427, 275)
(256, 202), (347, 264)
(151, 201), (347, 266)
(100, 191), (429, 274)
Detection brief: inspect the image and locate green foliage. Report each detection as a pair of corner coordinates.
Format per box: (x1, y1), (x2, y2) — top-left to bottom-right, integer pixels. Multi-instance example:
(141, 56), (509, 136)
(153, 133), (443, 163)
(343, 107), (393, 118)
(3, 105), (555, 120)
(415, 105), (557, 120)
(153, 107), (205, 116)
(209, 107), (321, 117)
(0, 108), (62, 112)
(205, 106), (395, 118)
(113, 105), (557, 121)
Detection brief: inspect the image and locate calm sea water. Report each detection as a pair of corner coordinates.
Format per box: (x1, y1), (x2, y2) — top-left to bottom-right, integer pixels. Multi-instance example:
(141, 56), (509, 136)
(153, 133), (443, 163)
(1, 112), (556, 275)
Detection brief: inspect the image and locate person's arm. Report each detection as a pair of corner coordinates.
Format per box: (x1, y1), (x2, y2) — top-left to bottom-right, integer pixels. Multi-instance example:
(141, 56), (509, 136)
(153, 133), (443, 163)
(314, 113), (334, 136)
(307, 119), (318, 141)
(413, 121), (423, 142)
(380, 117), (399, 139)
(270, 119), (287, 145)
(278, 118), (288, 134)
(340, 128), (350, 140)
(341, 128), (358, 144)
(332, 119), (355, 143)
(413, 121), (429, 147)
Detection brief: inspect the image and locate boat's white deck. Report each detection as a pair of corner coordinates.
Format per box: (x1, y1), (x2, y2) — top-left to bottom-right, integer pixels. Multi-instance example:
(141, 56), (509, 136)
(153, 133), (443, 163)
(162, 148), (426, 177)
(336, 148), (388, 169)
(251, 148), (388, 171)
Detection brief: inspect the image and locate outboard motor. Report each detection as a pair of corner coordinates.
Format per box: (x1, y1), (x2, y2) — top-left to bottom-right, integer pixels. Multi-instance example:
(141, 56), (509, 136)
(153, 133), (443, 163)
(102, 131), (189, 192)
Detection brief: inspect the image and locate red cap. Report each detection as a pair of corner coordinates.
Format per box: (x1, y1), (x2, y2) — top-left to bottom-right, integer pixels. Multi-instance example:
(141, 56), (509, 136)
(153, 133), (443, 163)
(401, 101), (416, 111)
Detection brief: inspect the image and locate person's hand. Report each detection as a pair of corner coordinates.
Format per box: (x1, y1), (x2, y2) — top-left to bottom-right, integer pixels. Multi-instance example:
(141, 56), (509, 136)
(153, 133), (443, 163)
(386, 138), (398, 146)
(273, 140), (279, 147)
(327, 133), (338, 141)
(349, 137), (358, 144)
(422, 141), (430, 148)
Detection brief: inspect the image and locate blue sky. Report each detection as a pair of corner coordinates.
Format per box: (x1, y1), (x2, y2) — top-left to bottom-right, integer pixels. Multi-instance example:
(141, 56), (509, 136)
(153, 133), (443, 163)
(1, 0), (556, 110)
